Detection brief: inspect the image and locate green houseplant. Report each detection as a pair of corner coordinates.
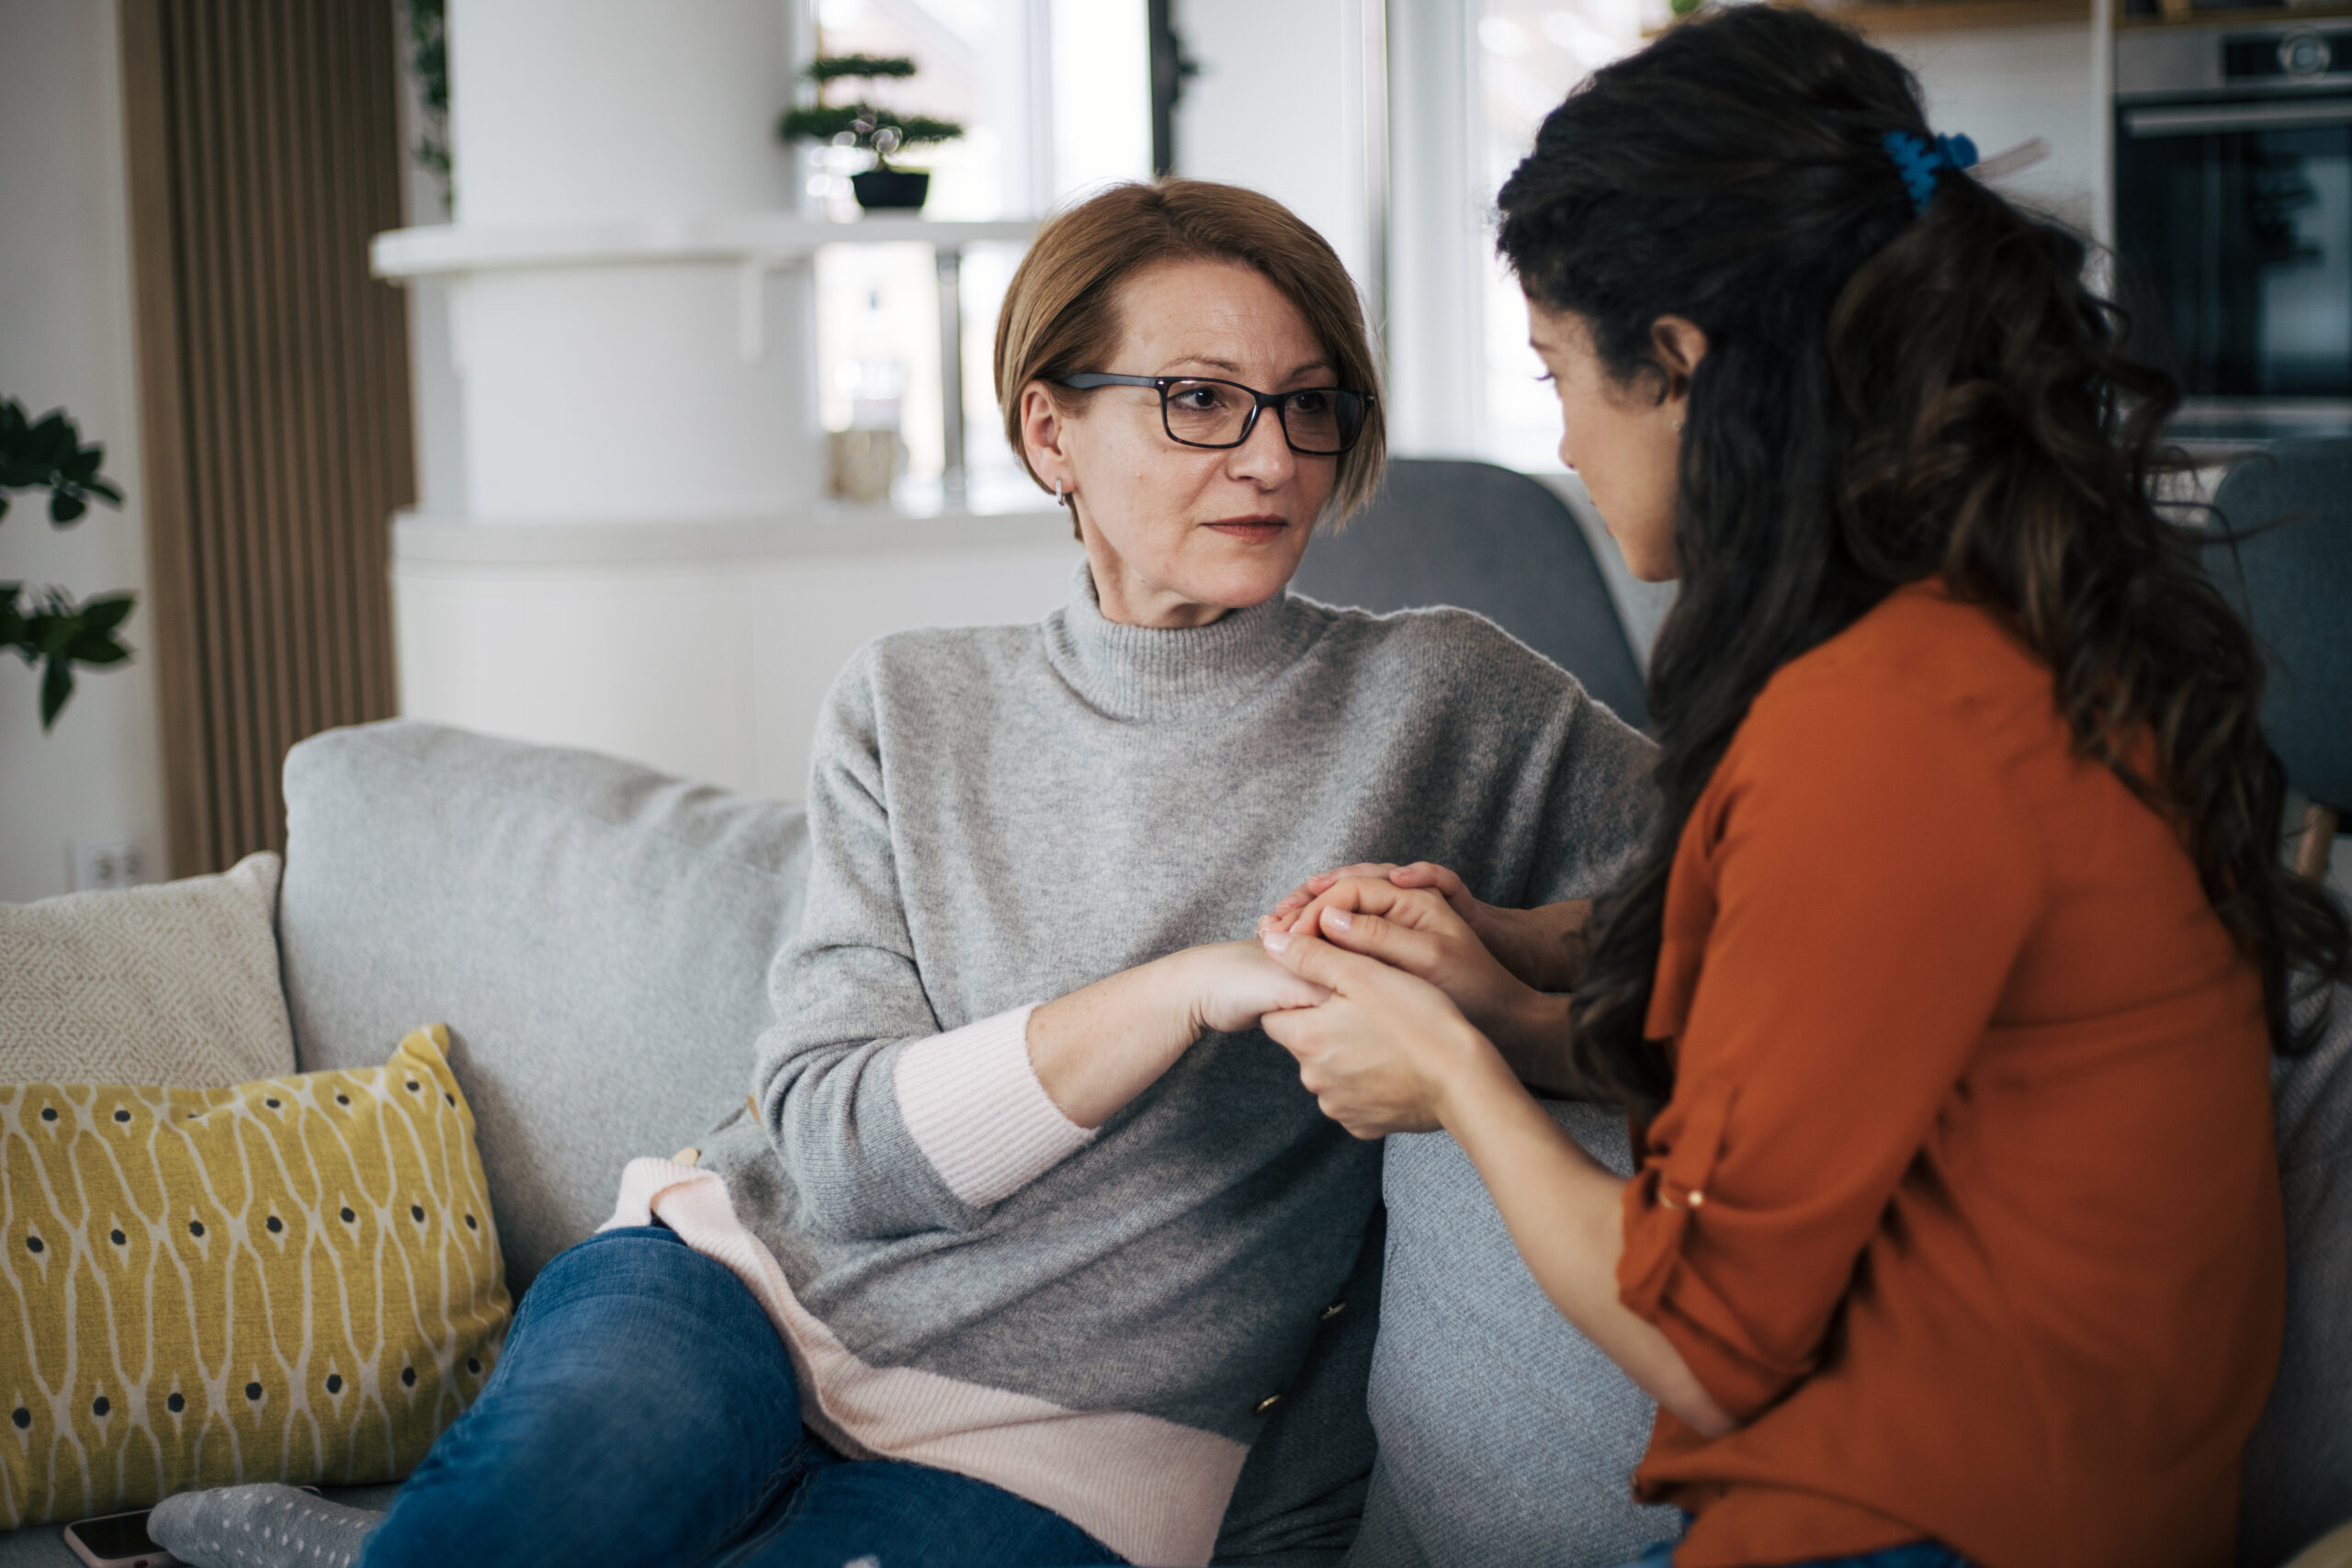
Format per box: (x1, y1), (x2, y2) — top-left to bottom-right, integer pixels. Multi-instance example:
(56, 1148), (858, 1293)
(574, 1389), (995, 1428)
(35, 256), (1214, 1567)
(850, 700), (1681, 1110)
(1, 400), (135, 732)
(778, 54), (964, 211)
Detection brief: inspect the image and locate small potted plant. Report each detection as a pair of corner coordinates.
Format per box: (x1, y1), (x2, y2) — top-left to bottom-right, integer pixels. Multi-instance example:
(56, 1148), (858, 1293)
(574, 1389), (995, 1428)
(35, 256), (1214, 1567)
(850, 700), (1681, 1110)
(779, 54), (964, 212)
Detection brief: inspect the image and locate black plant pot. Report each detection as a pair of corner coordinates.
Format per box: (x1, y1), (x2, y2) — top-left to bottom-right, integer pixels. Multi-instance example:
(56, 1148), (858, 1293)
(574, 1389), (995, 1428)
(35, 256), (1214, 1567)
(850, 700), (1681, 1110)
(852, 169), (931, 211)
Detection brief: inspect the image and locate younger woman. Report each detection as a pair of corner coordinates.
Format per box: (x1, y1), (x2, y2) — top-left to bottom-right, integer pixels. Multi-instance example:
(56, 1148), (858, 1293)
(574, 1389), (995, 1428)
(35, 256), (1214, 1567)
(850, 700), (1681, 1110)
(1259, 10), (2349, 1567)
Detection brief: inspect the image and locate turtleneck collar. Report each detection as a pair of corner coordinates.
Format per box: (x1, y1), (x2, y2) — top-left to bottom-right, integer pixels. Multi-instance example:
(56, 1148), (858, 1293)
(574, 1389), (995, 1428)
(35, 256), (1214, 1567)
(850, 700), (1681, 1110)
(1041, 561), (1322, 722)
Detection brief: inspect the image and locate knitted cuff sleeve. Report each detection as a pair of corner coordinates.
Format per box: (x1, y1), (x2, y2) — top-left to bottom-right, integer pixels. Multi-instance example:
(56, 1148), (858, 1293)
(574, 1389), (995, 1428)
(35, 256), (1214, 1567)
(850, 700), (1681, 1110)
(893, 1004), (1095, 1206)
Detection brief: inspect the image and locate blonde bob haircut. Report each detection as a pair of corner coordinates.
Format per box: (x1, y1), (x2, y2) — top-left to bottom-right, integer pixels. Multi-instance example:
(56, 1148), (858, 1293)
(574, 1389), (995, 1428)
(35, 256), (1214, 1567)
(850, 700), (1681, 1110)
(993, 179), (1386, 528)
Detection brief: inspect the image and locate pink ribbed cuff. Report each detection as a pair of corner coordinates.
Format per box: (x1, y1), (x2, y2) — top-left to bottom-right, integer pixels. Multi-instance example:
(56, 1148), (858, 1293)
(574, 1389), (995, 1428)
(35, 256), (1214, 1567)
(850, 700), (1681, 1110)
(894, 1005), (1093, 1206)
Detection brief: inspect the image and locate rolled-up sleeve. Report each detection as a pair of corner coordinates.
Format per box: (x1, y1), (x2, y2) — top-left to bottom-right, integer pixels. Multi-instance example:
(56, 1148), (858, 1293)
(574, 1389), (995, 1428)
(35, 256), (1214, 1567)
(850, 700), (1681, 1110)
(1617, 669), (2042, 1422)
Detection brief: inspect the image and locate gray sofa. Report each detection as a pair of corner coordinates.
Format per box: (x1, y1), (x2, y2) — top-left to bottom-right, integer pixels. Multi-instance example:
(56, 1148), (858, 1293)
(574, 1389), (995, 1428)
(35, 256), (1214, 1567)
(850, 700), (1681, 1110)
(4, 461), (2346, 1565)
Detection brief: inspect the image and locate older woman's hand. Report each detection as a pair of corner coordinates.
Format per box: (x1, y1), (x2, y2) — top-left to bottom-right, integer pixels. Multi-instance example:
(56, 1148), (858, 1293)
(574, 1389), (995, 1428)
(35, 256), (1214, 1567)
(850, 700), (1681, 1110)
(1255, 926), (1510, 1139)
(1025, 941), (1329, 1130)
(1180, 939), (1333, 1036)
(1262, 862), (1595, 994)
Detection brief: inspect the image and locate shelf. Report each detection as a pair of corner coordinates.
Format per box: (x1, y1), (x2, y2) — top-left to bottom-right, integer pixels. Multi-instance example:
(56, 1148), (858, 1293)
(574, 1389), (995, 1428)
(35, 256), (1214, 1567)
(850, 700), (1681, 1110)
(1649, 0), (2088, 35)
(2118, 1), (2352, 24)
(390, 502), (1068, 570)
(1837, 0), (2090, 30)
(372, 212), (1035, 474)
(371, 214), (1038, 279)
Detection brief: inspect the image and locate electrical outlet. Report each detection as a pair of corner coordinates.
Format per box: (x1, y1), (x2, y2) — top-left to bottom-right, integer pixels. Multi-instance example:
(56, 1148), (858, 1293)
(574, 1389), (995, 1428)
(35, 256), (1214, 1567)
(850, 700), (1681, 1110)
(68, 833), (151, 893)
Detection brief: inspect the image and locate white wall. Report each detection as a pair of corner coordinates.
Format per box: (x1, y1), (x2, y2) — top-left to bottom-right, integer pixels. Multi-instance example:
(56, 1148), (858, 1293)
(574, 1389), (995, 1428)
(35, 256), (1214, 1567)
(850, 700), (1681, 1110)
(1886, 20), (2107, 240)
(1173, 0), (1386, 311)
(0, 0), (168, 901)
(392, 513), (1080, 798)
(1052, 0), (1155, 200)
(1385, 0), (1482, 458)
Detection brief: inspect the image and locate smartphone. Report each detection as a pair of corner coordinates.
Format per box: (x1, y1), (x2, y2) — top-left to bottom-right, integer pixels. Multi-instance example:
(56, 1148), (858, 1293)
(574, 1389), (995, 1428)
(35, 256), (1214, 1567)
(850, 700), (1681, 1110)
(61, 1508), (175, 1568)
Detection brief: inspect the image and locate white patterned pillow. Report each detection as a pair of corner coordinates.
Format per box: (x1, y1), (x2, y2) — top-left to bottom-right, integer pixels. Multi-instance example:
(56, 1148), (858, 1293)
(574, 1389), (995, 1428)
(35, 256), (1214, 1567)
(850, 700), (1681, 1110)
(0, 852), (295, 1087)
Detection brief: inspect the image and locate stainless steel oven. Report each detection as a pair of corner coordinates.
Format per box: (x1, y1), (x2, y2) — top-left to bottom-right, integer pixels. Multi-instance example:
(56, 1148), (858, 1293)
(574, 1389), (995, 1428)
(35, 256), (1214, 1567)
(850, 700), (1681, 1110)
(2116, 21), (2352, 419)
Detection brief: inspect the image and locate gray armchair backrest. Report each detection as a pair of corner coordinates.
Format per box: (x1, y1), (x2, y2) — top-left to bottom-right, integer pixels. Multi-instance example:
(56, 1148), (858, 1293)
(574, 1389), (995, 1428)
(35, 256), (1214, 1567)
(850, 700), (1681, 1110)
(277, 720), (809, 1290)
(1294, 458), (1651, 730)
(2208, 442), (2352, 810)
(2245, 981), (2352, 1568)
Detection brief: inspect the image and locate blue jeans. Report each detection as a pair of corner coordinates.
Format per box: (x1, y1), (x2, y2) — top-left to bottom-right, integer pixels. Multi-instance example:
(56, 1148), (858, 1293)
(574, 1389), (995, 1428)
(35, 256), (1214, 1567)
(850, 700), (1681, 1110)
(1623, 1538), (1972, 1568)
(362, 1226), (1125, 1568)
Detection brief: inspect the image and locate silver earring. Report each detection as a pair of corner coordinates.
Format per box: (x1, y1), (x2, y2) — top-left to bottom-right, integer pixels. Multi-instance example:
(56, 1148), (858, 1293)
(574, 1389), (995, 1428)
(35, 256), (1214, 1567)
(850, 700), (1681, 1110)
(1053, 478), (1067, 506)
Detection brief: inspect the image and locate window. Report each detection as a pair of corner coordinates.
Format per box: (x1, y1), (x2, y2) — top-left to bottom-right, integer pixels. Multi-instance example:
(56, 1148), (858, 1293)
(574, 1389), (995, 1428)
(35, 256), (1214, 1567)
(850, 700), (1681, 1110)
(807, 0), (1150, 507)
(1475, 0), (1654, 471)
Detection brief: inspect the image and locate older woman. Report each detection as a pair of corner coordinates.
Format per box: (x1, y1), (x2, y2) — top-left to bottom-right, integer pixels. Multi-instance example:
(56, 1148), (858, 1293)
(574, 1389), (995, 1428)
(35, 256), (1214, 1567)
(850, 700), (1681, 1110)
(303, 180), (1651, 1568)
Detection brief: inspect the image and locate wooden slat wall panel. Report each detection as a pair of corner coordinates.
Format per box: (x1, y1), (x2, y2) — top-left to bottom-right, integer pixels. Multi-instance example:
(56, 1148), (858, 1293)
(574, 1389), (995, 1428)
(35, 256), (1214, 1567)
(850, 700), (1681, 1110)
(120, 0), (414, 875)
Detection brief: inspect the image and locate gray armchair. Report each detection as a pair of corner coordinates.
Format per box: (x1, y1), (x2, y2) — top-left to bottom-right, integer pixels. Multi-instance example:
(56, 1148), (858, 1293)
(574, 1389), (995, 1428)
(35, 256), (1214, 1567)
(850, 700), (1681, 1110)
(1295, 459), (1651, 731)
(2208, 442), (2352, 878)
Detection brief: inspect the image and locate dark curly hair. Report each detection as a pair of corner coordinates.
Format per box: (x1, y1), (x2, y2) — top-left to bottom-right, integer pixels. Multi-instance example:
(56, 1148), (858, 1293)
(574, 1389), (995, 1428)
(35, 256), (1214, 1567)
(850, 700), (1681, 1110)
(1496, 4), (2350, 1113)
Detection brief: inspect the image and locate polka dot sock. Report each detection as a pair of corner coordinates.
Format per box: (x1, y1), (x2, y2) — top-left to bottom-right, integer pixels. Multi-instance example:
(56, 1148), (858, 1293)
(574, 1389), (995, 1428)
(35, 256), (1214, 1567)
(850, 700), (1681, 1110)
(148, 1483), (383, 1568)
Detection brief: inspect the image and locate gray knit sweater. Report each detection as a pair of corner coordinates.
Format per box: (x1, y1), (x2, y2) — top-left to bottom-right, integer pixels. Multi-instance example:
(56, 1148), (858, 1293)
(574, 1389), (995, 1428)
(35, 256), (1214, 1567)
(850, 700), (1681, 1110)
(700, 564), (1653, 1564)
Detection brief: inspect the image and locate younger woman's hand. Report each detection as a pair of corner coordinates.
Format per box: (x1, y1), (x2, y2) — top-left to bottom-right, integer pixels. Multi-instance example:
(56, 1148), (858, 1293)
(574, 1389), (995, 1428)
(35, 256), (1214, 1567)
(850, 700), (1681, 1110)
(1267, 861), (1486, 936)
(1272, 880), (1588, 1097)
(1275, 878), (1530, 1043)
(1267, 863), (1415, 927)
(1264, 863), (1594, 993)
(1255, 926), (1509, 1139)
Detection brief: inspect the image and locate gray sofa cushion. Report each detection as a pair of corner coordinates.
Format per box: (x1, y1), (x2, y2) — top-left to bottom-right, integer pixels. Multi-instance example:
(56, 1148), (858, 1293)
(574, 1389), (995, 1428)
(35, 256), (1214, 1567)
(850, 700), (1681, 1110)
(2244, 980), (2352, 1568)
(1349, 1102), (1679, 1568)
(277, 720), (809, 1290)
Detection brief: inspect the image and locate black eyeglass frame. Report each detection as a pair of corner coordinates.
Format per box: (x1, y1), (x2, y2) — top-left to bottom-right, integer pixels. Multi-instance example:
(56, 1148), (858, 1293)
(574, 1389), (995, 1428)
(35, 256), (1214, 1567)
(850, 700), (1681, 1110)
(1054, 373), (1374, 456)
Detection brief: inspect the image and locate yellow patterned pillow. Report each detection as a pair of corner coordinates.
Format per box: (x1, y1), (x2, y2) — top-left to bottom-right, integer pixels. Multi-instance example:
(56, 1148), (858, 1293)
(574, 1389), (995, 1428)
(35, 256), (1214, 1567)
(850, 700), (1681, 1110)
(0, 1025), (509, 1528)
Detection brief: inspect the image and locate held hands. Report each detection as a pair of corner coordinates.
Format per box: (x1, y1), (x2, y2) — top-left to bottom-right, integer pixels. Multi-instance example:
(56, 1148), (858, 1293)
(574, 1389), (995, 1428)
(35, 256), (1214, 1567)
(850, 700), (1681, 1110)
(1264, 863), (1594, 994)
(1262, 874), (1558, 1055)
(1256, 923), (1507, 1139)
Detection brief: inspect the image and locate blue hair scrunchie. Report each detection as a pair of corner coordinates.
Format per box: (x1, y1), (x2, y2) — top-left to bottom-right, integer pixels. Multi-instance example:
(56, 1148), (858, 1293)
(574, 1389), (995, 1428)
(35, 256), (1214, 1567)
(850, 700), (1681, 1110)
(1882, 130), (1979, 216)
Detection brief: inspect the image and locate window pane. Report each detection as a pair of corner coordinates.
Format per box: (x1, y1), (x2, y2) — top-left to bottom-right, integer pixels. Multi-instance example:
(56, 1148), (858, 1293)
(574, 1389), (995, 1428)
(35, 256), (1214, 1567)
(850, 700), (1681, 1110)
(1477, 0), (1655, 470)
(806, 0), (1148, 507)
(958, 240), (1034, 505)
(809, 0), (1032, 220)
(816, 241), (941, 479)
(1051, 0), (1153, 201)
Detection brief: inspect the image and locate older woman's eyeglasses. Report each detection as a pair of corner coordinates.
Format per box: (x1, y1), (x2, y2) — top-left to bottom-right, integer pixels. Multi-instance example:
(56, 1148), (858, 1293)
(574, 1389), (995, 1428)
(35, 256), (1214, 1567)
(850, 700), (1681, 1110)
(1056, 373), (1373, 456)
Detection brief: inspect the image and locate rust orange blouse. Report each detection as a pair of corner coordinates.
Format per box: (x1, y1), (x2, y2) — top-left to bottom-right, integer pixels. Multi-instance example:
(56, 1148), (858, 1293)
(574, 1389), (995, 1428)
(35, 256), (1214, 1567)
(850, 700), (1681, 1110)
(1617, 583), (2284, 1568)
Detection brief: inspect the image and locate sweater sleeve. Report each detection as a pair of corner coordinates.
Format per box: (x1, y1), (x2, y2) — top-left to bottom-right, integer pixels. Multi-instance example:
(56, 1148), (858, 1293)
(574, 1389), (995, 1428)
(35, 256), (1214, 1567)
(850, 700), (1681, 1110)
(1614, 665), (2042, 1422)
(1523, 678), (1657, 908)
(749, 649), (1092, 1241)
